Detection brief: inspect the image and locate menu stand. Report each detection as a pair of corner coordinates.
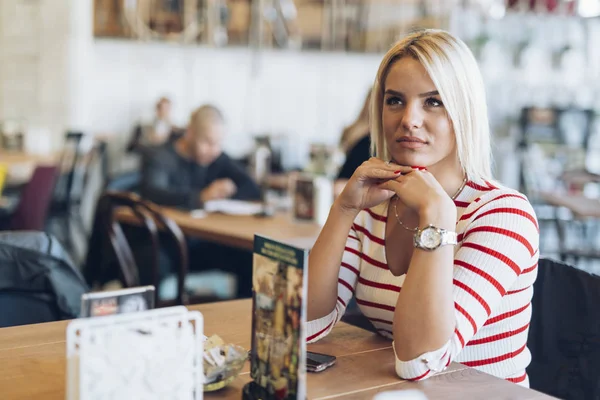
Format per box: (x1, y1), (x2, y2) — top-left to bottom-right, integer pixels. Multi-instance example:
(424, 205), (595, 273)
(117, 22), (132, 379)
(242, 381), (270, 400)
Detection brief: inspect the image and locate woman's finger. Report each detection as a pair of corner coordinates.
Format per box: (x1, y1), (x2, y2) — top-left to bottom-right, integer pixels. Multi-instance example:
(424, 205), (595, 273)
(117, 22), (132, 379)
(382, 161), (413, 174)
(367, 162), (413, 175)
(377, 178), (403, 194)
(363, 158), (411, 172)
(359, 167), (403, 180)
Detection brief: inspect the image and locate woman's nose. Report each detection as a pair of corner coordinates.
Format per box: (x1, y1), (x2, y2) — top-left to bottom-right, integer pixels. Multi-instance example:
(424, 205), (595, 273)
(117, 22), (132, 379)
(401, 101), (424, 131)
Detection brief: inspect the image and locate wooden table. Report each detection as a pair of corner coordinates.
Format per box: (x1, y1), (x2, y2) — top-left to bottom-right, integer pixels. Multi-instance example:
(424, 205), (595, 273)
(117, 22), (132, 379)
(117, 208), (322, 251)
(538, 191), (600, 219)
(0, 300), (553, 400)
(561, 169), (600, 186)
(0, 151), (57, 186)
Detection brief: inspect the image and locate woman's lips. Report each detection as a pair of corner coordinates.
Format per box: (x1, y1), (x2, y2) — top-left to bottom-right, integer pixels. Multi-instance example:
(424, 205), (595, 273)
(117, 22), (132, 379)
(396, 137), (427, 149)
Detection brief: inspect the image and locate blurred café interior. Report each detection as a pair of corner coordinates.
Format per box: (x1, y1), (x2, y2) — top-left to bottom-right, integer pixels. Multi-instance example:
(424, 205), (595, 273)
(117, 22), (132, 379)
(1, 0), (600, 399)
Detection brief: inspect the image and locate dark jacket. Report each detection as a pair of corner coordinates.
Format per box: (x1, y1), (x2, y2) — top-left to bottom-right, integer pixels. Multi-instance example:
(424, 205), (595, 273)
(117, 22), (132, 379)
(140, 143), (261, 209)
(337, 135), (371, 180)
(0, 231), (88, 320)
(127, 123), (183, 154)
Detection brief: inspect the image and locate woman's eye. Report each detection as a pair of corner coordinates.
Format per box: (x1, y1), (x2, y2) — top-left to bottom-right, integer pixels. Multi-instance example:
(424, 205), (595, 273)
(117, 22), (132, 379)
(385, 97), (403, 106)
(425, 98), (443, 107)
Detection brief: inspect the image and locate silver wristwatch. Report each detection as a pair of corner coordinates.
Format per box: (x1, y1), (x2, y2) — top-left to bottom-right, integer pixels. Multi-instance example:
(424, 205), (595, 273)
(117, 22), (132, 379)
(413, 224), (458, 251)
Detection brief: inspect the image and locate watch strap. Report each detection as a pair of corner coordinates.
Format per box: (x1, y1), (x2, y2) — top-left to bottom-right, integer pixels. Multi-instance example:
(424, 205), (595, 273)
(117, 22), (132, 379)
(440, 230), (458, 246)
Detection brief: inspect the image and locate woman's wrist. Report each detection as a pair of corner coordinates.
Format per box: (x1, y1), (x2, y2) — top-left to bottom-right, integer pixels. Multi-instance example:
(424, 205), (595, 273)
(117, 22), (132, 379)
(418, 198), (457, 230)
(331, 199), (360, 221)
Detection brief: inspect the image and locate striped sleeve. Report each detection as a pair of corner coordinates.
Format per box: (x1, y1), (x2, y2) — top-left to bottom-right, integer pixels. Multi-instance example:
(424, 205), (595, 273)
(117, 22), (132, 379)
(394, 192), (539, 380)
(306, 224), (362, 343)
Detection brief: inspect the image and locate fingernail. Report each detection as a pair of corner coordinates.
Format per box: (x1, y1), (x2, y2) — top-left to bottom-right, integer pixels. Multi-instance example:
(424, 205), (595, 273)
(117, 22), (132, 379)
(412, 166), (427, 170)
(394, 170), (403, 174)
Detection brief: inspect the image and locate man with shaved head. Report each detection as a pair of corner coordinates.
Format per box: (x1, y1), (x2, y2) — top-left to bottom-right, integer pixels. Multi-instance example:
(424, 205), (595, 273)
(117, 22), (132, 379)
(141, 104), (260, 208)
(139, 105), (260, 298)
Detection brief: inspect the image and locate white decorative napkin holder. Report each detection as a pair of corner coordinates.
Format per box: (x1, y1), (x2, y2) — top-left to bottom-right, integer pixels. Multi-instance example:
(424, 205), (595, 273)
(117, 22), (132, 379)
(66, 306), (204, 400)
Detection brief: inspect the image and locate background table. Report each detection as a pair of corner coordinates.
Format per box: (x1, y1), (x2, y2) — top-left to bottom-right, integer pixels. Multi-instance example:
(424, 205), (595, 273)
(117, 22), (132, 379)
(0, 151), (57, 187)
(117, 207), (322, 250)
(0, 299), (554, 399)
(538, 191), (600, 219)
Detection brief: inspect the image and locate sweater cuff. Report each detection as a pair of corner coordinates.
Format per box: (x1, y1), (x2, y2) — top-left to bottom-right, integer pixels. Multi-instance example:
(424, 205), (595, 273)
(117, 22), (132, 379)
(393, 339), (451, 380)
(306, 309), (337, 343)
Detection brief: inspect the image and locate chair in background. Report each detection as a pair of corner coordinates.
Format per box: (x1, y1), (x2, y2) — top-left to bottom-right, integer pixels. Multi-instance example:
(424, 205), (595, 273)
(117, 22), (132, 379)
(517, 107), (595, 255)
(0, 231), (89, 327)
(4, 165), (59, 231)
(340, 298), (376, 332)
(47, 132), (99, 249)
(554, 210), (600, 266)
(96, 139), (110, 188)
(527, 258), (600, 399)
(84, 191), (191, 307)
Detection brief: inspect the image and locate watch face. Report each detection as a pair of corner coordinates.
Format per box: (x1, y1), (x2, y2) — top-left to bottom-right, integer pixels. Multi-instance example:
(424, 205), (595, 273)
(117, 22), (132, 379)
(420, 227), (442, 249)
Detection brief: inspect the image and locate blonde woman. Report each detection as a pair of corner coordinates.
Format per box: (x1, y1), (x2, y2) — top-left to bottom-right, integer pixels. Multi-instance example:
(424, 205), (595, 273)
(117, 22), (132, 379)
(306, 30), (539, 386)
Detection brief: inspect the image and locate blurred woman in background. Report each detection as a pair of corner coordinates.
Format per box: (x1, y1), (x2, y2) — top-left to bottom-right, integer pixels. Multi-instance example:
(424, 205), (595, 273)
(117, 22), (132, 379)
(335, 89), (372, 196)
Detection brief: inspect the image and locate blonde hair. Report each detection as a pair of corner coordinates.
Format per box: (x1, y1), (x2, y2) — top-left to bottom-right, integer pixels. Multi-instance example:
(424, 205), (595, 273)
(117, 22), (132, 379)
(188, 104), (224, 136)
(370, 29), (493, 181)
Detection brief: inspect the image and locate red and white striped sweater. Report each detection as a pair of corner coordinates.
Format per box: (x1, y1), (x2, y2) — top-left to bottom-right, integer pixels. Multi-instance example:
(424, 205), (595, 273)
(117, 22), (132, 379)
(306, 178), (539, 386)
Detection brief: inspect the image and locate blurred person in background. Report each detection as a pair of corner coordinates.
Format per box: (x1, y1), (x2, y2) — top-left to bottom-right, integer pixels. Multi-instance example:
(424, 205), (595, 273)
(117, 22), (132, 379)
(137, 105), (260, 298)
(334, 89), (372, 196)
(141, 104), (261, 208)
(127, 96), (184, 153)
(110, 96), (184, 192)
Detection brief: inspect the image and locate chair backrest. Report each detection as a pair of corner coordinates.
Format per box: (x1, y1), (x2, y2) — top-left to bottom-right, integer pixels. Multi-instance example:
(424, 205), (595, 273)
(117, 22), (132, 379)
(53, 132), (84, 203)
(70, 137), (102, 204)
(85, 191), (189, 306)
(53, 132), (99, 209)
(527, 258), (600, 399)
(10, 165), (58, 230)
(0, 231), (88, 327)
(96, 140), (109, 187)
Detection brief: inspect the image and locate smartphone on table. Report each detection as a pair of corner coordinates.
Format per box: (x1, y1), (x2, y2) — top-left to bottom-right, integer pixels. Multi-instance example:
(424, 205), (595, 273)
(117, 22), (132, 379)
(306, 351), (336, 372)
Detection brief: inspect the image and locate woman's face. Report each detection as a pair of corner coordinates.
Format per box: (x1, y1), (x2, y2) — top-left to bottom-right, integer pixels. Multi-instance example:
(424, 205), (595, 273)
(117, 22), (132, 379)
(382, 57), (457, 169)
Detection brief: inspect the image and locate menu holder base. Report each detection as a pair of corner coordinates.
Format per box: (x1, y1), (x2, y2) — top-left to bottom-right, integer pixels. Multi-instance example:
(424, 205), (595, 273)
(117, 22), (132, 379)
(242, 381), (270, 400)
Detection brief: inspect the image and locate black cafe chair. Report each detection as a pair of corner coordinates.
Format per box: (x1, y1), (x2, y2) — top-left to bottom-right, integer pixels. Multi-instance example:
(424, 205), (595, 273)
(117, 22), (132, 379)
(527, 257), (600, 399)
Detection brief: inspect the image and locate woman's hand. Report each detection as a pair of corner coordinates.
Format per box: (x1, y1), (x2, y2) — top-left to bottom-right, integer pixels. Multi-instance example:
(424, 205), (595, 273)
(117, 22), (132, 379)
(336, 158), (412, 214)
(379, 169), (455, 217)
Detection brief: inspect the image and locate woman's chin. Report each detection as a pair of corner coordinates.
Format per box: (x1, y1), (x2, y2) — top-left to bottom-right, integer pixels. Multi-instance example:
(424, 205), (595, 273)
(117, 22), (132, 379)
(390, 155), (430, 168)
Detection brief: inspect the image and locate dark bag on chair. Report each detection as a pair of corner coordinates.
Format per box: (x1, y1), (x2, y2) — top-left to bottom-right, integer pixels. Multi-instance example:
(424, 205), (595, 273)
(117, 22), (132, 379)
(528, 258), (600, 399)
(0, 231), (89, 327)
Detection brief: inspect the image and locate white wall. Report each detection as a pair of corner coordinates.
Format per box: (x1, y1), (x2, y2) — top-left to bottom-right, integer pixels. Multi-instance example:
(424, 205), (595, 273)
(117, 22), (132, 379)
(0, 0), (94, 153)
(4, 1), (599, 187)
(89, 40), (381, 169)
(0, 0), (381, 171)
